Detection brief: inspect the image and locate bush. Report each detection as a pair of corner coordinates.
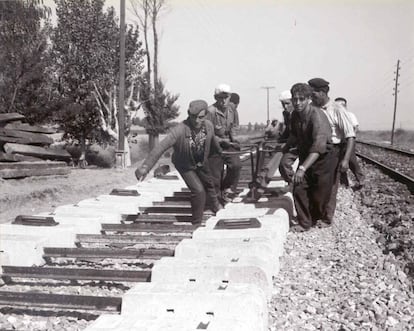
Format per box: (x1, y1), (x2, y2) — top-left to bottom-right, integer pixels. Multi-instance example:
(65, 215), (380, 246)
(65, 143), (115, 168)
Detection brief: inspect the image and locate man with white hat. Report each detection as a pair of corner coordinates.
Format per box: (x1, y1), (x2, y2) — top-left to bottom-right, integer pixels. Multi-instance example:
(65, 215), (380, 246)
(206, 83), (242, 202)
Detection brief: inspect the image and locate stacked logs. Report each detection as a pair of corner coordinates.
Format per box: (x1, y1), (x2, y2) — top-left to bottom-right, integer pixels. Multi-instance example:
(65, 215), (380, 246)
(0, 113), (71, 179)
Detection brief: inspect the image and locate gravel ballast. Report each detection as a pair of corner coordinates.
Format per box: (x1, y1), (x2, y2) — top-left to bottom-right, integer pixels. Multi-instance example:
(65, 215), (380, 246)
(268, 187), (414, 330)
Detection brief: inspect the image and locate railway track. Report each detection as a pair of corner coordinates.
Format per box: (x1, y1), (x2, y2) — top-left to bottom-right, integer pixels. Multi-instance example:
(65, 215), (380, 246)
(356, 140), (414, 192)
(0, 140), (293, 330)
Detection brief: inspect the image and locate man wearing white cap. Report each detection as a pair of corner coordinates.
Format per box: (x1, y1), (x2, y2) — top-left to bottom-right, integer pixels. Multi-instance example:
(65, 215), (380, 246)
(206, 83), (242, 202)
(278, 90), (298, 185)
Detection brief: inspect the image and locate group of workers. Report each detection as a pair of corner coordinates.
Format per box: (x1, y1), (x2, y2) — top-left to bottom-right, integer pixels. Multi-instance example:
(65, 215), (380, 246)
(134, 78), (364, 231)
(276, 78), (364, 231)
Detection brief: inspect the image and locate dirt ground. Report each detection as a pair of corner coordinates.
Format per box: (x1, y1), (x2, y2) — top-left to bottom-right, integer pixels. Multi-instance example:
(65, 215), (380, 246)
(0, 166), (136, 224)
(0, 136), (172, 225)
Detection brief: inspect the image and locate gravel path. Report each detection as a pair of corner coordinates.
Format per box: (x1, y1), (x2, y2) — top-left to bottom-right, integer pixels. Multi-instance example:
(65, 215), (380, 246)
(268, 187), (414, 330)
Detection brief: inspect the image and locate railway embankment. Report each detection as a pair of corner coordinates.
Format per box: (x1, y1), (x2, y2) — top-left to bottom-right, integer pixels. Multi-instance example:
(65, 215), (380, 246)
(1, 149), (413, 330)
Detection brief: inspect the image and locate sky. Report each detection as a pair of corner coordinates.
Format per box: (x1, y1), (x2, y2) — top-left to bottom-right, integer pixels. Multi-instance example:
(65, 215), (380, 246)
(48, 0), (414, 130)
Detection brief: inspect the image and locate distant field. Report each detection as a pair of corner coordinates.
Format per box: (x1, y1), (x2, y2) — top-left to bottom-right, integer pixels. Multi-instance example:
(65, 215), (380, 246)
(358, 130), (414, 150)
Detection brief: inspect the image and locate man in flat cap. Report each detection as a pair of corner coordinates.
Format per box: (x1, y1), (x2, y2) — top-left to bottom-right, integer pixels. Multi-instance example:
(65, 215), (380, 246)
(207, 84), (242, 203)
(135, 99), (223, 224)
(308, 78), (356, 226)
(229, 92), (241, 130)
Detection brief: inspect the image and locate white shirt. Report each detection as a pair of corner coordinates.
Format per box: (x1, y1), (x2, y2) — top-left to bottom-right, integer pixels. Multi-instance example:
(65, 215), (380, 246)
(322, 100), (356, 144)
(346, 111), (359, 128)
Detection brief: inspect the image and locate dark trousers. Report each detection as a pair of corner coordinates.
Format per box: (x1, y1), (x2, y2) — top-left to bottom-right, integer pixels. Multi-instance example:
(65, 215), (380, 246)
(323, 145), (343, 223)
(209, 146), (242, 193)
(293, 147), (337, 229)
(279, 148), (299, 184)
(349, 144), (364, 183)
(178, 165), (220, 223)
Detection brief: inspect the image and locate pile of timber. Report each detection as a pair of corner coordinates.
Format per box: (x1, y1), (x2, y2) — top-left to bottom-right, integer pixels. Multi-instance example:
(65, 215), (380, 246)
(0, 113), (71, 179)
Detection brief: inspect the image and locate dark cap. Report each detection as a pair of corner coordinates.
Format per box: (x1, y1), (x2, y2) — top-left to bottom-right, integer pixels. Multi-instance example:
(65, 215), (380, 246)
(229, 93), (240, 105)
(188, 99), (208, 115)
(308, 78), (330, 93)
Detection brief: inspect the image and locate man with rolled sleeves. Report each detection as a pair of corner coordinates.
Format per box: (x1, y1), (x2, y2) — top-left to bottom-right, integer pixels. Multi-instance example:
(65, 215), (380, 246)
(308, 78), (356, 226)
(207, 84), (242, 203)
(135, 100), (223, 224)
(334, 97), (364, 189)
(284, 83), (335, 231)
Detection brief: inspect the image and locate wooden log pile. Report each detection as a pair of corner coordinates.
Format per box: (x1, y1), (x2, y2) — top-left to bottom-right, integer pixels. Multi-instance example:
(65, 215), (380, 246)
(0, 113), (71, 179)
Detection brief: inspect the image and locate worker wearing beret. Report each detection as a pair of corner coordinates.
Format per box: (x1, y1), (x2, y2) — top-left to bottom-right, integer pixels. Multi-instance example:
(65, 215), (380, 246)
(308, 78), (356, 226)
(206, 84), (242, 203)
(135, 99), (223, 224)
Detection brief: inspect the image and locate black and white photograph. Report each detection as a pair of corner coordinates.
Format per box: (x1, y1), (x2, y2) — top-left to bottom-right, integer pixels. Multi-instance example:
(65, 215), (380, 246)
(0, 0), (413, 330)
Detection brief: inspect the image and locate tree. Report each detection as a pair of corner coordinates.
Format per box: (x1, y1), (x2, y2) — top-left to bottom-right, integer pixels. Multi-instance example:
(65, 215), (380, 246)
(139, 78), (179, 148)
(0, 0), (52, 123)
(51, 0), (145, 164)
(130, 0), (179, 149)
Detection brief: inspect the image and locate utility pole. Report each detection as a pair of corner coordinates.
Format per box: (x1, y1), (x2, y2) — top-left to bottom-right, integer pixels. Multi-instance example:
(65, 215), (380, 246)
(391, 59), (400, 146)
(117, 0), (126, 168)
(261, 86), (275, 122)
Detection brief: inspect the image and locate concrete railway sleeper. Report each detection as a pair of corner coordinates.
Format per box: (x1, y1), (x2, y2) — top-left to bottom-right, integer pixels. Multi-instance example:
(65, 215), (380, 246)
(0, 139), (293, 330)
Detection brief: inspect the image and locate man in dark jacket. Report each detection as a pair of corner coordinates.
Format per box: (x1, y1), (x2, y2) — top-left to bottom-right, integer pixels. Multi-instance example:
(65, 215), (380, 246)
(278, 90), (299, 185)
(135, 100), (222, 224)
(308, 78), (356, 225)
(283, 83), (336, 231)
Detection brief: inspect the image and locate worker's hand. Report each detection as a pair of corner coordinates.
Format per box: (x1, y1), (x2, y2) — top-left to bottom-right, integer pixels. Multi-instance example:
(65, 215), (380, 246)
(219, 139), (232, 149)
(230, 142), (241, 151)
(294, 168), (305, 185)
(135, 165), (148, 181)
(340, 159), (349, 173)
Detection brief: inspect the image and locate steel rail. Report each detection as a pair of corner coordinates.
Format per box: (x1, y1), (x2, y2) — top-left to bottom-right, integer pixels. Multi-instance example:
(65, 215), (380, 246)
(1, 266), (151, 283)
(42, 247), (174, 260)
(0, 291), (122, 313)
(356, 152), (414, 193)
(100, 223), (196, 234)
(122, 213), (207, 223)
(76, 234), (185, 246)
(357, 140), (414, 157)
